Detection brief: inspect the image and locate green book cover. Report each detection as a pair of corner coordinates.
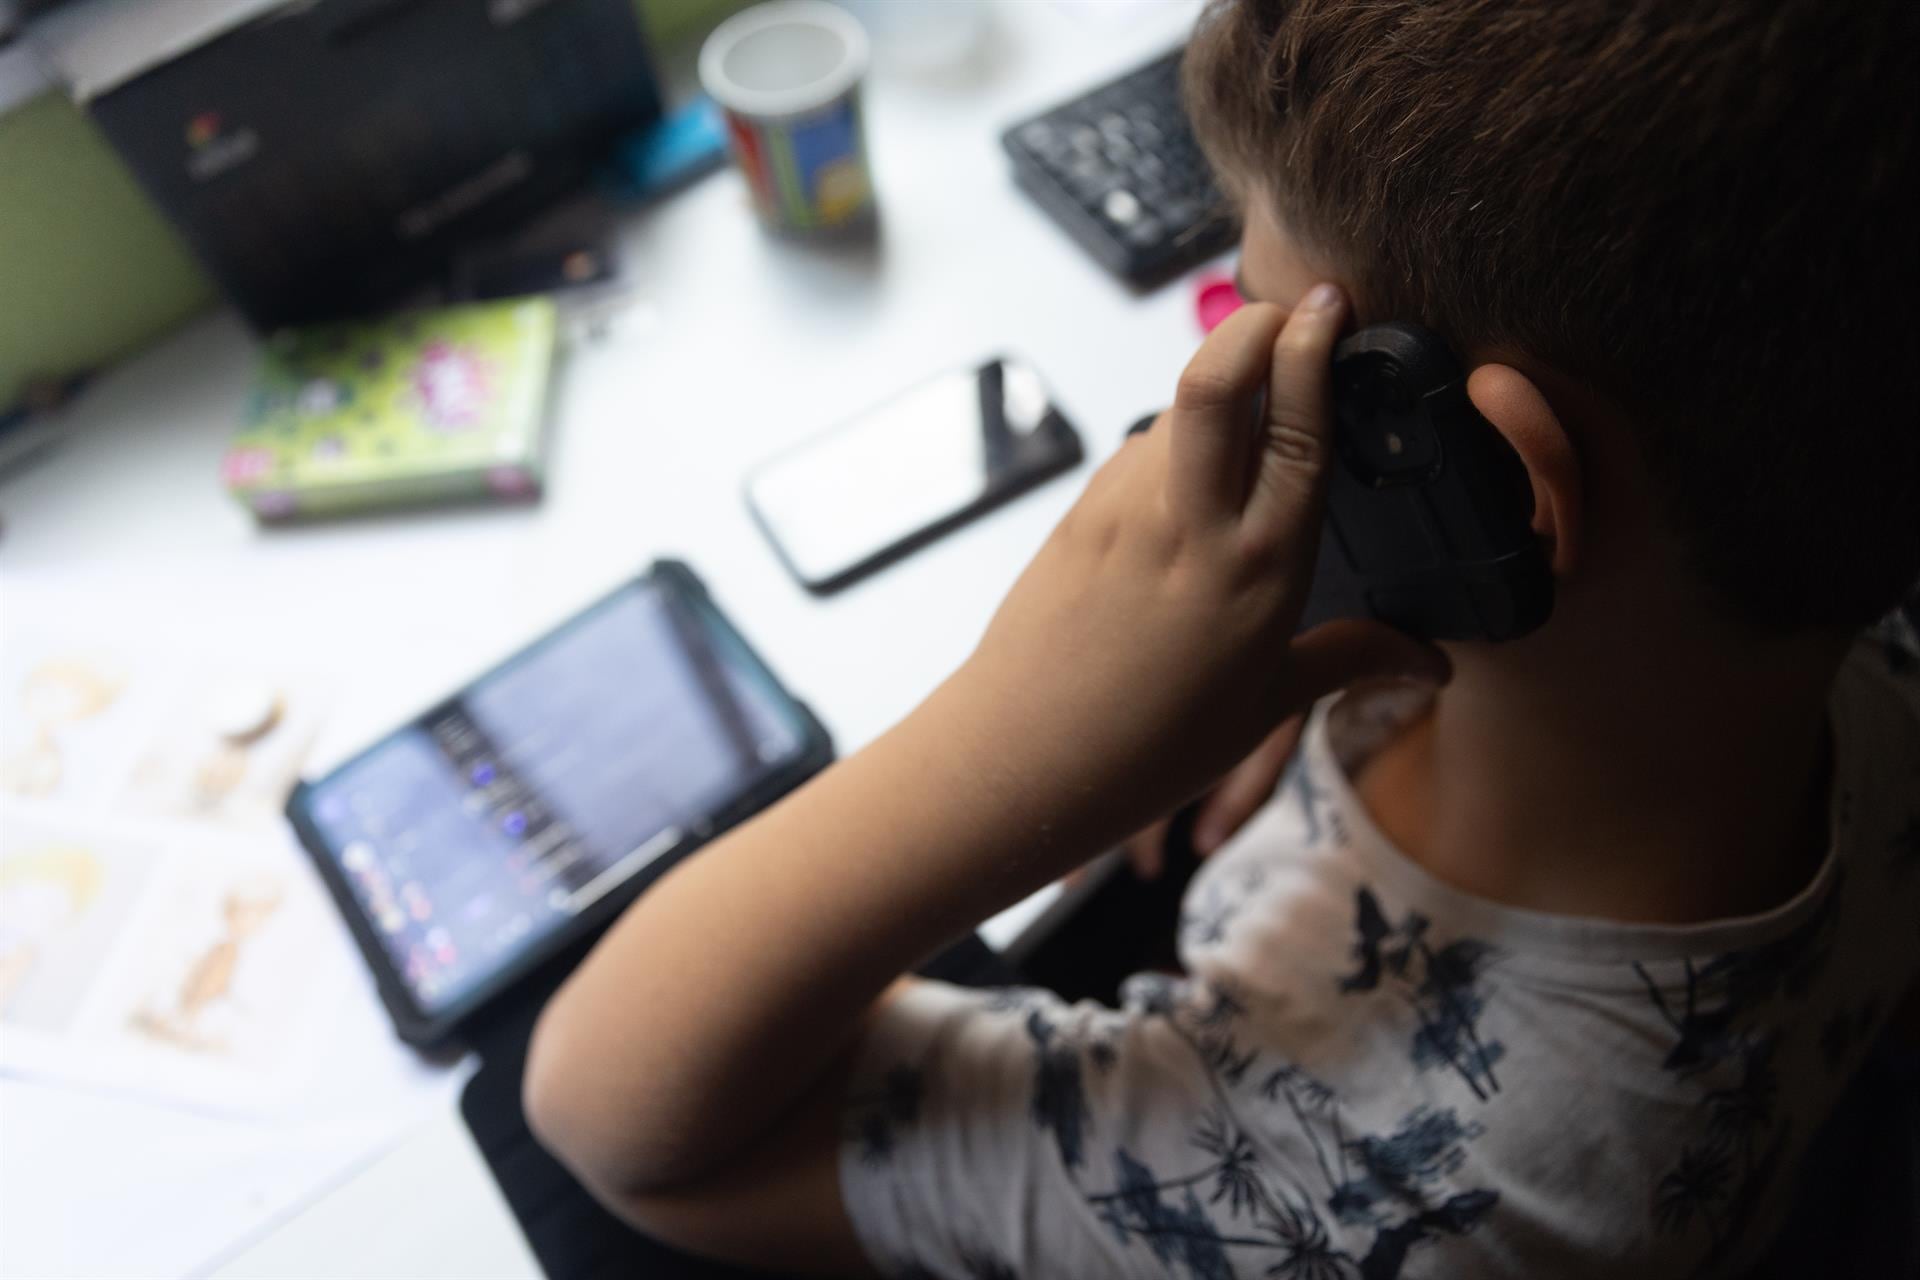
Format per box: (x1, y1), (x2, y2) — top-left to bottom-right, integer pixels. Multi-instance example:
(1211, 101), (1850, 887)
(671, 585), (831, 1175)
(221, 298), (558, 522)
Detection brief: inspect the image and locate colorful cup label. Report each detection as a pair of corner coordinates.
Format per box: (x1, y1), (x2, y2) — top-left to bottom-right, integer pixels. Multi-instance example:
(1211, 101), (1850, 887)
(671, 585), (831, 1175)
(725, 92), (872, 231)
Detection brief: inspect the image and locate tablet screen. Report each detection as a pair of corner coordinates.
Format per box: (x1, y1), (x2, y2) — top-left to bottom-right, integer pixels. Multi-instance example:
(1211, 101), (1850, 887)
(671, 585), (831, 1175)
(299, 578), (812, 1014)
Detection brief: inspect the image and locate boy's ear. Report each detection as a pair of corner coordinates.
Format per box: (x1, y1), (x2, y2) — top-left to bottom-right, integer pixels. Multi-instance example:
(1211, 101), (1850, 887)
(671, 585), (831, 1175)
(1466, 364), (1582, 577)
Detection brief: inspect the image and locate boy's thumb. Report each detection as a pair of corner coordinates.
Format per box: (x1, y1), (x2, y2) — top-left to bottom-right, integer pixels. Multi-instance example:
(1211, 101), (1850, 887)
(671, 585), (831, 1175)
(1284, 619), (1451, 706)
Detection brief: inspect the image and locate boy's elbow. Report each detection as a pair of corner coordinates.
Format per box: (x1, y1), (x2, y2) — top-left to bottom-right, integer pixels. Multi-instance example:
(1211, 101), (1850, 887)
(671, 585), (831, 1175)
(524, 1008), (742, 1258)
(522, 1005), (615, 1185)
(523, 1000), (684, 1200)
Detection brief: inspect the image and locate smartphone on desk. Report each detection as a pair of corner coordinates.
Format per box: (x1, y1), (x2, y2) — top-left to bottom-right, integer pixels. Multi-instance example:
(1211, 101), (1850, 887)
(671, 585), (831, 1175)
(745, 356), (1085, 594)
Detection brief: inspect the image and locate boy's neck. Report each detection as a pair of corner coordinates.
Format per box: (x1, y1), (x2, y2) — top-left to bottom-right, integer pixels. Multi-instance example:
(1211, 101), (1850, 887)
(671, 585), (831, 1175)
(1354, 603), (1848, 925)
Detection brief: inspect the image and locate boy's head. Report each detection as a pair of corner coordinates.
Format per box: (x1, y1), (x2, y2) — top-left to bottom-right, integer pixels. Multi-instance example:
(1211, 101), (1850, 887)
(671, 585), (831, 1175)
(1186, 0), (1920, 634)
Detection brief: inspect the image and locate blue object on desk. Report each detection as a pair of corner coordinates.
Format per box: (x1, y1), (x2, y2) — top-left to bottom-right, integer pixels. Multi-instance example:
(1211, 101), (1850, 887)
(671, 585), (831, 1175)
(606, 97), (729, 202)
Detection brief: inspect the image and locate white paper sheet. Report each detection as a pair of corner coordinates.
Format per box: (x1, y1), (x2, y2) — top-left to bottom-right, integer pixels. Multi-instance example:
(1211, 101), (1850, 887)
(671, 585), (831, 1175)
(0, 629), (460, 1279)
(0, 808), (348, 1115)
(0, 967), (461, 1280)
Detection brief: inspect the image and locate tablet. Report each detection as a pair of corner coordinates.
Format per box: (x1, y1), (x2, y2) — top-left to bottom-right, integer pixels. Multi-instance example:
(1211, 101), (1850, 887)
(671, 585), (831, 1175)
(286, 561), (832, 1046)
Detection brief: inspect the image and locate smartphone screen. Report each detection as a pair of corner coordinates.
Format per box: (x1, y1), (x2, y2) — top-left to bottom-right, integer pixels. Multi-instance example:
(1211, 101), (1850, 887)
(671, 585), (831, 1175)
(745, 357), (1083, 593)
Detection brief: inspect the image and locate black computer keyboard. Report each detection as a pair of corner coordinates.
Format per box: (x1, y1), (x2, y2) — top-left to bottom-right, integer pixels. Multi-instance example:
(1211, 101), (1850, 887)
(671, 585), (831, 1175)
(1002, 48), (1239, 288)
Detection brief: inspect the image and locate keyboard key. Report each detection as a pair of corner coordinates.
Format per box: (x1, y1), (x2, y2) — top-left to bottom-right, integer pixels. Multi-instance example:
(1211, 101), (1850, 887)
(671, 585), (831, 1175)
(1122, 216), (1165, 247)
(1070, 169), (1126, 202)
(1066, 153), (1107, 182)
(1102, 189), (1144, 226)
(1160, 197), (1203, 230)
(1018, 122), (1061, 155)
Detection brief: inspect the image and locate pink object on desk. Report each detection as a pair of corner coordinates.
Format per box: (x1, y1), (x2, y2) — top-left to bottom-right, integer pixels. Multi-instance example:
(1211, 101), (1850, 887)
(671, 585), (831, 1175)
(1194, 273), (1245, 332)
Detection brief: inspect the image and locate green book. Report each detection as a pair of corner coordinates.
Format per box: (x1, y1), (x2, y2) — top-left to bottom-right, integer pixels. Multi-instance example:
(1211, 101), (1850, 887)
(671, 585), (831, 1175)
(221, 298), (558, 522)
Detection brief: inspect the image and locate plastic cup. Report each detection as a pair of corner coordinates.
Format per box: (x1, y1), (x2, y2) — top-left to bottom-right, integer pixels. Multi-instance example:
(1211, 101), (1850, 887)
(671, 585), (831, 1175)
(698, 1), (875, 234)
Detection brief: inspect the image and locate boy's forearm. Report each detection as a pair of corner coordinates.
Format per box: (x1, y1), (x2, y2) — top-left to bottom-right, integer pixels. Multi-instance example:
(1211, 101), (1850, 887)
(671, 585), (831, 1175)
(524, 667), (1126, 1196)
(525, 294), (1396, 1206)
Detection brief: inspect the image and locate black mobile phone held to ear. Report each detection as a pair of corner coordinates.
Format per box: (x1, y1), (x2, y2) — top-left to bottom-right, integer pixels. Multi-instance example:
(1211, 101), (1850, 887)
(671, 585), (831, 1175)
(1128, 322), (1552, 643)
(1299, 322), (1552, 642)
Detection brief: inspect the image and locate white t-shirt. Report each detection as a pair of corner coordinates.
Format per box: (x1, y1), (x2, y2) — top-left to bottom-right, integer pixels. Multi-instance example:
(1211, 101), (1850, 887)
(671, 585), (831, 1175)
(840, 618), (1920, 1279)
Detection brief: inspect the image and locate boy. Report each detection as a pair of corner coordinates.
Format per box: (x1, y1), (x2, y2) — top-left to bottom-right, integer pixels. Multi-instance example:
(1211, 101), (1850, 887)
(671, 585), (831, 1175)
(525, 0), (1920, 1274)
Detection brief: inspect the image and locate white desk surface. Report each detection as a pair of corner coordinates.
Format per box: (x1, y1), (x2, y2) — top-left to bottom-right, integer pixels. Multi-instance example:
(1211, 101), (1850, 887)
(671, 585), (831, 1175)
(0, 1), (1220, 1274)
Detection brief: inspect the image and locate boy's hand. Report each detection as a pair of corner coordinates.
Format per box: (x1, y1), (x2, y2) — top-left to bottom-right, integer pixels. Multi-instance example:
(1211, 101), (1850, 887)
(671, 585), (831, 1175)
(528, 288), (1444, 1258)
(950, 290), (1448, 851)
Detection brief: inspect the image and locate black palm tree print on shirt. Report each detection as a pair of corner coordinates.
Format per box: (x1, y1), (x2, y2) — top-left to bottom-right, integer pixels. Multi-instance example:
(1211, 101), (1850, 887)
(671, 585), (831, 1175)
(1079, 976), (1501, 1280)
(1635, 872), (1842, 1276)
(1337, 888), (1506, 1100)
(849, 973), (1503, 1279)
(849, 1064), (925, 1166)
(1027, 1007), (1092, 1170)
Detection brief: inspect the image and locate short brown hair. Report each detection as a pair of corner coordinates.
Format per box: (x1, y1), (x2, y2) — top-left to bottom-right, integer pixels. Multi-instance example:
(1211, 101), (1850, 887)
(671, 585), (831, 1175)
(1186, 0), (1920, 631)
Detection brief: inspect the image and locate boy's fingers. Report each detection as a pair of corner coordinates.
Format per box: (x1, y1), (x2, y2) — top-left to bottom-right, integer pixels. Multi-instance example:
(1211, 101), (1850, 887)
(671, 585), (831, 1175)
(1123, 818), (1172, 880)
(1248, 284), (1348, 553)
(1284, 619), (1451, 708)
(1167, 304), (1290, 522)
(1192, 716), (1304, 854)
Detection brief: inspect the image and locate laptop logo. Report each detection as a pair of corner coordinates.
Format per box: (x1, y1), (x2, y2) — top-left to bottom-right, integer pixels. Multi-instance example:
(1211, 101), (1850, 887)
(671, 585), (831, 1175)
(184, 111), (259, 183)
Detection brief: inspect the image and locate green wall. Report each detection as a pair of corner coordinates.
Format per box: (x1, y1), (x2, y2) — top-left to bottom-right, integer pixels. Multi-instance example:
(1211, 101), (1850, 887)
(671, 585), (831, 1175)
(642, 0), (754, 61)
(0, 91), (217, 406)
(0, 0), (748, 408)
